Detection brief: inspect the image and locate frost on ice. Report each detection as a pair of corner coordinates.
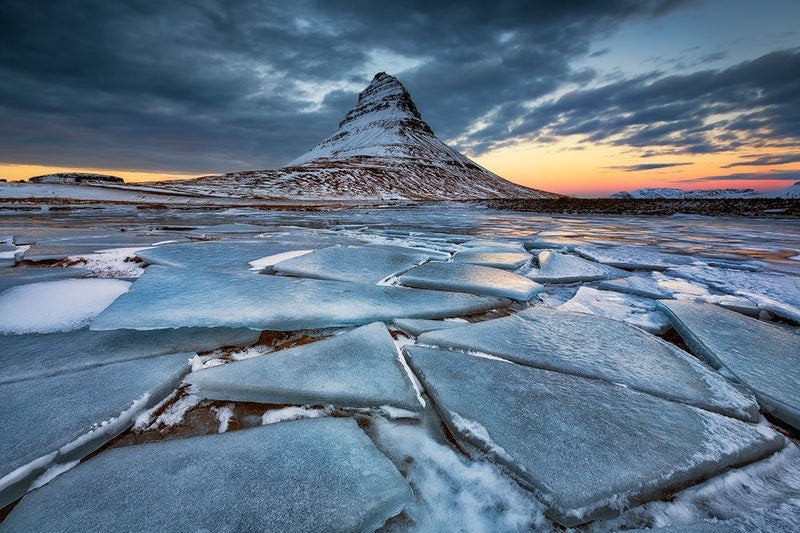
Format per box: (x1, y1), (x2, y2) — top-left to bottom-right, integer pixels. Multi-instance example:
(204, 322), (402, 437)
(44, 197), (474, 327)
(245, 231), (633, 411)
(418, 307), (759, 421)
(0, 352), (190, 507)
(398, 261), (542, 301)
(0, 418), (413, 533)
(405, 346), (783, 527)
(661, 300), (800, 431)
(187, 322), (420, 411)
(90, 265), (508, 331)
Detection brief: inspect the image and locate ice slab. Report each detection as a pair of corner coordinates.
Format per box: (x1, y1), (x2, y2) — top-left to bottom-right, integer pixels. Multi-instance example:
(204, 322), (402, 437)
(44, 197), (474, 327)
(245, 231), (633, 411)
(392, 318), (467, 336)
(598, 275), (674, 299)
(405, 346), (783, 527)
(187, 222), (270, 237)
(136, 240), (316, 272)
(462, 239), (526, 252)
(0, 418), (412, 532)
(0, 266), (90, 294)
(576, 246), (695, 271)
(660, 300), (800, 431)
(452, 251), (531, 270)
(654, 273), (759, 316)
(0, 278), (130, 334)
(91, 266), (508, 331)
(666, 265), (800, 322)
(418, 307), (758, 421)
(273, 244), (430, 283)
(398, 261), (542, 302)
(187, 322), (419, 410)
(529, 251), (630, 283)
(558, 286), (671, 334)
(22, 234), (173, 262)
(0, 352), (190, 508)
(0, 327), (259, 384)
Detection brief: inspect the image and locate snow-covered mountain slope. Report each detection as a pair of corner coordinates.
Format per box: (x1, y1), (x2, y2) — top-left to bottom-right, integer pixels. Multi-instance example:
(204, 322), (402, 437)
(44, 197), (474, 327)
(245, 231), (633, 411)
(28, 173), (124, 185)
(155, 73), (558, 200)
(611, 183), (800, 199)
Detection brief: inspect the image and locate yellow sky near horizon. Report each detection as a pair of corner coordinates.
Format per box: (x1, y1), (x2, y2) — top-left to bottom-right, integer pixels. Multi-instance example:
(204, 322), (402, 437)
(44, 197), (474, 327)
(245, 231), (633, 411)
(2, 138), (798, 197)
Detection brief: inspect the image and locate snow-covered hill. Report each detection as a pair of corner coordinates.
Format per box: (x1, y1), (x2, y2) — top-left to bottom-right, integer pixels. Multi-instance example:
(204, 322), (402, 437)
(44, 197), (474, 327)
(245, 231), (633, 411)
(28, 173), (124, 185)
(154, 73), (558, 200)
(610, 182), (800, 199)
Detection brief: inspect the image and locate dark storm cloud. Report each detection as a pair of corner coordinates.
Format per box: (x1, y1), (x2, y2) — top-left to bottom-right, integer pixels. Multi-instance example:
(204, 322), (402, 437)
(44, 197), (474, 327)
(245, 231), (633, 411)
(680, 170), (800, 182)
(478, 48), (800, 157)
(722, 153), (800, 168)
(608, 162), (693, 171)
(0, 0), (688, 173)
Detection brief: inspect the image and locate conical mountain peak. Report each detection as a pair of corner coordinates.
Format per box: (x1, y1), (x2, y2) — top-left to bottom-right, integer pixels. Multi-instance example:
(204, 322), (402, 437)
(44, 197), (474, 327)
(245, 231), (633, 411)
(174, 73), (559, 200)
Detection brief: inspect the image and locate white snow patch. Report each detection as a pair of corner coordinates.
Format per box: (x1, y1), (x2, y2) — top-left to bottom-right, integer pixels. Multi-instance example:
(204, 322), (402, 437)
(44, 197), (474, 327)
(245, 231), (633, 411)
(211, 404), (235, 433)
(0, 278), (130, 334)
(370, 417), (549, 532)
(65, 246), (152, 278)
(147, 394), (202, 429)
(261, 405), (331, 425)
(450, 411), (517, 466)
(249, 249), (313, 271)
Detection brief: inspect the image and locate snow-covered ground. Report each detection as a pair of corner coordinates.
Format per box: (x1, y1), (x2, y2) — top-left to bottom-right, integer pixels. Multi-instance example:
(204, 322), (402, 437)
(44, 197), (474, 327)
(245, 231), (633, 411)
(1, 206), (798, 531)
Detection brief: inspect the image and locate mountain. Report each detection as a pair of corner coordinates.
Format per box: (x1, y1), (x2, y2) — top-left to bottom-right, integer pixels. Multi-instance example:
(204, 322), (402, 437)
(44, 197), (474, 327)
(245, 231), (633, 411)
(28, 173), (124, 185)
(610, 183), (800, 199)
(155, 72), (558, 200)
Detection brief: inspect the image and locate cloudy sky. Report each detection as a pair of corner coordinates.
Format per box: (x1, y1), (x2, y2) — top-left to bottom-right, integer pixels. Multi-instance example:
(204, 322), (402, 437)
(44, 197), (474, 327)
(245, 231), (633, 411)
(1, 0), (798, 195)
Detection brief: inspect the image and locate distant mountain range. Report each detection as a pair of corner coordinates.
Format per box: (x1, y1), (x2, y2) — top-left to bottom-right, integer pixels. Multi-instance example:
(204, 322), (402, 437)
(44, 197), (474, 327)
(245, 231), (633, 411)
(610, 183), (800, 200)
(150, 72), (559, 200)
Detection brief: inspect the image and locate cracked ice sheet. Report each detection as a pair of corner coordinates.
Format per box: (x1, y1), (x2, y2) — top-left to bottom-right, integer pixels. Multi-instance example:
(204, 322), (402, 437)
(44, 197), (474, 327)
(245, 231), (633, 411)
(575, 245), (696, 271)
(405, 347), (784, 527)
(1, 418), (413, 533)
(557, 286), (671, 334)
(0, 278), (130, 334)
(398, 261), (542, 302)
(417, 307), (758, 421)
(665, 264), (800, 322)
(272, 244), (431, 284)
(90, 266), (508, 331)
(660, 300), (800, 432)
(135, 240), (318, 273)
(0, 327), (259, 385)
(0, 352), (190, 508)
(186, 323), (420, 411)
(528, 251), (630, 284)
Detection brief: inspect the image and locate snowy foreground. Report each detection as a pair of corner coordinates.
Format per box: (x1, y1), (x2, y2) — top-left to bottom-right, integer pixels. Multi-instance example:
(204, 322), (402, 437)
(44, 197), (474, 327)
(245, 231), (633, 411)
(0, 205), (799, 531)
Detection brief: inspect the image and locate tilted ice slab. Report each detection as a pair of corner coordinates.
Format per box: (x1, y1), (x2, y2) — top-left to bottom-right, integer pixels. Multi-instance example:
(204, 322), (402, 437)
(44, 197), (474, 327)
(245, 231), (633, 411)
(660, 300), (800, 431)
(598, 275), (674, 299)
(0, 266), (90, 294)
(558, 286), (671, 334)
(653, 272), (759, 316)
(392, 318), (467, 336)
(187, 322), (420, 410)
(22, 234), (175, 262)
(529, 250), (630, 283)
(0, 418), (412, 532)
(576, 245), (695, 271)
(0, 278), (130, 334)
(0, 353), (190, 508)
(452, 251), (531, 270)
(666, 264), (800, 322)
(135, 240), (316, 272)
(398, 261), (542, 302)
(462, 239), (526, 252)
(0, 327), (259, 384)
(418, 307), (758, 421)
(91, 266), (507, 331)
(405, 347), (783, 527)
(273, 244), (430, 284)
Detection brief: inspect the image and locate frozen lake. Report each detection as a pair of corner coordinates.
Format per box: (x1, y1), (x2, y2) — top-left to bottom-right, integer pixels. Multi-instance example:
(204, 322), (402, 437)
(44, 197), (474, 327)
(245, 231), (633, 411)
(1, 205), (798, 531)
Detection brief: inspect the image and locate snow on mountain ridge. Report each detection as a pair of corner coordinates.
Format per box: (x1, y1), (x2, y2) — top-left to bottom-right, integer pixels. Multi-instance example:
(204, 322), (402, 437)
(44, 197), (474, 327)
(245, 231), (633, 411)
(158, 72), (557, 200)
(611, 183), (800, 199)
